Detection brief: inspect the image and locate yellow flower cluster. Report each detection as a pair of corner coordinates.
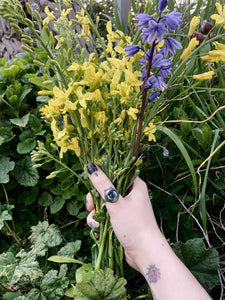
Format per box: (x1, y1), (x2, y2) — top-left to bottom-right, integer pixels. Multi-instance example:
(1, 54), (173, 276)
(40, 21), (144, 159)
(75, 8), (91, 41)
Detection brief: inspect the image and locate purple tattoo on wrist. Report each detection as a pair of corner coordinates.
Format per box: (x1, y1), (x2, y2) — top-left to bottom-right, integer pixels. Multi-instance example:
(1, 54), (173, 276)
(146, 264), (161, 284)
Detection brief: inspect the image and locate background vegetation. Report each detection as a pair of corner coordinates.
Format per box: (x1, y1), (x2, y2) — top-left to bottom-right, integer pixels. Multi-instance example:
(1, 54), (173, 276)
(0, 0), (224, 299)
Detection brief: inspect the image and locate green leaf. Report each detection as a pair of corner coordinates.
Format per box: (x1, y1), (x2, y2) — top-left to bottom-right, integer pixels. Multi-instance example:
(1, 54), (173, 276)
(0, 204), (14, 230)
(12, 156), (39, 187)
(10, 114), (30, 127)
(2, 65), (20, 77)
(0, 127), (15, 146)
(192, 127), (205, 148)
(0, 251), (42, 285)
(0, 157), (15, 184)
(66, 200), (79, 216)
(29, 114), (43, 132)
(38, 192), (53, 206)
(29, 221), (62, 248)
(17, 138), (36, 154)
(67, 268), (127, 300)
(50, 197), (65, 214)
(57, 241), (81, 257)
(173, 238), (219, 292)
(41, 265), (69, 300)
(48, 256), (84, 265)
(157, 125), (198, 197)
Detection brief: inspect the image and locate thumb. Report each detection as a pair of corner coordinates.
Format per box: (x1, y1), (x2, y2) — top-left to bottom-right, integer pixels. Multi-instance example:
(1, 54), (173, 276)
(87, 163), (122, 215)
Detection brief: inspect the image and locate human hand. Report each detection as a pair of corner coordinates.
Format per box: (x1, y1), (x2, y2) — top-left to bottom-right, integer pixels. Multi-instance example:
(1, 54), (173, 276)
(86, 163), (162, 271)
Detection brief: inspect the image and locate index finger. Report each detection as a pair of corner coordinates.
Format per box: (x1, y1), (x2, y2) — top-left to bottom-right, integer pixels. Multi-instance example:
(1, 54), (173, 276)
(87, 163), (122, 211)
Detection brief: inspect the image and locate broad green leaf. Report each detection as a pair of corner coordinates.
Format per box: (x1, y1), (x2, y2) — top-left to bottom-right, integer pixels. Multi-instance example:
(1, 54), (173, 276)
(12, 156), (39, 187)
(38, 191), (53, 206)
(67, 268), (127, 300)
(173, 238), (219, 292)
(2, 291), (22, 299)
(48, 256), (84, 265)
(50, 197), (65, 214)
(41, 265), (69, 300)
(10, 114), (30, 127)
(0, 157), (15, 184)
(0, 204), (14, 230)
(0, 127), (15, 146)
(192, 128), (205, 148)
(75, 264), (94, 284)
(57, 241), (81, 257)
(17, 138), (36, 154)
(66, 200), (79, 216)
(29, 221), (62, 248)
(29, 114), (43, 132)
(2, 65), (20, 77)
(0, 252), (42, 285)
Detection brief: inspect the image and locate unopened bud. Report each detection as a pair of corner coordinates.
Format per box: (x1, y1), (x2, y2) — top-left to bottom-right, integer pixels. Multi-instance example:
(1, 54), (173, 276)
(210, 33), (216, 39)
(193, 31), (204, 43)
(201, 20), (213, 35)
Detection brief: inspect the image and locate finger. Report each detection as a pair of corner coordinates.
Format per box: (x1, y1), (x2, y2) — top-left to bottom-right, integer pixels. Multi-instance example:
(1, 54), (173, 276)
(87, 210), (99, 229)
(86, 163), (122, 213)
(86, 192), (95, 211)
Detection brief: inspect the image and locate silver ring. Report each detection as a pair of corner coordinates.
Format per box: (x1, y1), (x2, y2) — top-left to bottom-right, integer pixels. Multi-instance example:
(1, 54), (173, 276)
(104, 187), (119, 203)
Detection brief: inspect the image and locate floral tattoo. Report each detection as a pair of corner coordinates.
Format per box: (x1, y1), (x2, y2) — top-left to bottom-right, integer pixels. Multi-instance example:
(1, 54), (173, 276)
(146, 264), (161, 284)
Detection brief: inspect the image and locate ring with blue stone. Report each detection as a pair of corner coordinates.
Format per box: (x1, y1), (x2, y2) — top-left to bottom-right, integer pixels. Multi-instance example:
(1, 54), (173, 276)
(104, 187), (119, 203)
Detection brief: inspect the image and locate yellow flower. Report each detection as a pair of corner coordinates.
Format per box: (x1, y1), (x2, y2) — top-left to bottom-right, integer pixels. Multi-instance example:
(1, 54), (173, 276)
(68, 137), (81, 157)
(193, 71), (214, 80)
(79, 108), (89, 129)
(38, 90), (53, 96)
(188, 16), (200, 37)
(144, 123), (156, 142)
(43, 7), (55, 25)
(127, 108), (139, 120)
(94, 111), (108, 125)
(76, 8), (90, 41)
(180, 38), (199, 60)
(201, 50), (225, 63)
(211, 3), (225, 28)
(214, 41), (225, 51)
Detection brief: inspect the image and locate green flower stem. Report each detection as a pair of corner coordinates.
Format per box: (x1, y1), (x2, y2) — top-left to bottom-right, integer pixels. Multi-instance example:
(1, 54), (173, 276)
(4, 222), (21, 246)
(108, 228), (114, 269)
(95, 212), (110, 270)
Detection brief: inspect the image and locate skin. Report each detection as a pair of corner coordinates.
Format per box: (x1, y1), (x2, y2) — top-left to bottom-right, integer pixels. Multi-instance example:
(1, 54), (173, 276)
(86, 164), (212, 300)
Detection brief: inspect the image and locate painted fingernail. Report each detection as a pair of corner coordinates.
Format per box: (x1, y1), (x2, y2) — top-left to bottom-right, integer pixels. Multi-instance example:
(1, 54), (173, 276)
(89, 222), (96, 229)
(87, 163), (98, 175)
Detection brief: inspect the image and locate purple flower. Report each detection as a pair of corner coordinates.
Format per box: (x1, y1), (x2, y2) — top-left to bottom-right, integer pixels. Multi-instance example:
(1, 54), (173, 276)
(164, 37), (182, 57)
(141, 20), (168, 44)
(163, 148), (169, 157)
(162, 11), (182, 32)
(148, 91), (159, 102)
(135, 14), (153, 29)
(124, 45), (140, 58)
(159, 60), (173, 78)
(158, 0), (168, 14)
(145, 75), (168, 90)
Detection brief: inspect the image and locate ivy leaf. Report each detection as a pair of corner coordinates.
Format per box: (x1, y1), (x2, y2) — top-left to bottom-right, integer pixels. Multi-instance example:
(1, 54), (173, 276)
(66, 267), (127, 300)
(50, 197), (65, 214)
(0, 127), (15, 146)
(17, 138), (36, 154)
(10, 114), (30, 128)
(11, 156), (39, 187)
(173, 238), (219, 291)
(0, 204), (14, 230)
(29, 221), (62, 249)
(0, 157), (15, 184)
(57, 241), (81, 257)
(41, 264), (69, 300)
(0, 252), (42, 285)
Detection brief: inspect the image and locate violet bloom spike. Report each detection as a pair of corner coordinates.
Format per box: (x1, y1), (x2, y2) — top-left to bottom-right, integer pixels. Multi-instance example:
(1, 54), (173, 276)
(158, 0), (168, 14)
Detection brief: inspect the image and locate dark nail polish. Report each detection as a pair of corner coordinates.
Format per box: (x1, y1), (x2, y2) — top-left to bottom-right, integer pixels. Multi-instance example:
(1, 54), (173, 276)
(87, 163), (98, 175)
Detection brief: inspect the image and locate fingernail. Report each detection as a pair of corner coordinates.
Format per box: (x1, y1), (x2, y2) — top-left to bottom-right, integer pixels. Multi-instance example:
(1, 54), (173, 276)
(89, 222), (96, 229)
(87, 163), (98, 175)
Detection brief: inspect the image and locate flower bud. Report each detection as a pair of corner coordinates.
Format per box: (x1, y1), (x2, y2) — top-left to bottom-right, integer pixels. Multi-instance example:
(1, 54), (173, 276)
(193, 31), (204, 43)
(210, 33), (216, 39)
(201, 20), (213, 35)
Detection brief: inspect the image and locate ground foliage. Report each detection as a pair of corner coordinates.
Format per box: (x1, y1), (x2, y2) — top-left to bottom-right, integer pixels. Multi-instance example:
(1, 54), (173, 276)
(0, 0), (224, 299)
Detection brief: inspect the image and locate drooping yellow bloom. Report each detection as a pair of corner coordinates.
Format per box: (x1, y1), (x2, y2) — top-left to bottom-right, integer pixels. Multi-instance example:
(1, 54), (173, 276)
(188, 16), (200, 37)
(144, 123), (156, 142)
(79, 108), (89, 129)
(43, 7), (56, 25)
(127, 108), (139, 120)
(201, 50), (225, 63)
(38, 90), (53, 96)
(211, 3), (225, 28)
(76, 8), (91, 41)
(67, 137), (81, 157)
(180, 38), (199, 60)
(193, 71), (214, 80)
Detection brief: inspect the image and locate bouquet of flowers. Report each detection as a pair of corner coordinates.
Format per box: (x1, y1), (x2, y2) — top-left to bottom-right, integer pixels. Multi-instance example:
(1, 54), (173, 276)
(0, 0), (182, 297)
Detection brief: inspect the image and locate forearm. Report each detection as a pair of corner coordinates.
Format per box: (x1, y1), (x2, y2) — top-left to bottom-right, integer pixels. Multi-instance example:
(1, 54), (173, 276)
(135, 232), (211, 300)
